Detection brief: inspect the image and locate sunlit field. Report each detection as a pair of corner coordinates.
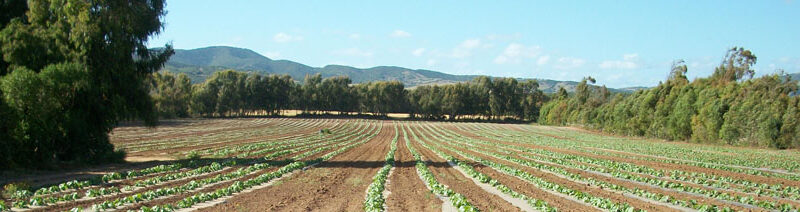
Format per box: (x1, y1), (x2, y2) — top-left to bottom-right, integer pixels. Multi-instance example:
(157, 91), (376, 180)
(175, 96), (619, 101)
(3, 118), (800, 211)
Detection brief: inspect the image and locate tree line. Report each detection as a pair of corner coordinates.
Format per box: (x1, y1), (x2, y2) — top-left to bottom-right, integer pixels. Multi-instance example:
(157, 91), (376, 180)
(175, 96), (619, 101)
(151, 47), (800, 149)
(2, 1), (798, 170)
(151, 71), (547, 121)
(539, 47), (800, 149)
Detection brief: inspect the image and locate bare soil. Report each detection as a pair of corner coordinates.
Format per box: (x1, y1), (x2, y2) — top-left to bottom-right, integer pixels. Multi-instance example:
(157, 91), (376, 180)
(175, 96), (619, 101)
(385, 128), (443, 212)
(198, 121), (393, 212)
(447, 126), (763, 211)
(408, 125), (523, 212)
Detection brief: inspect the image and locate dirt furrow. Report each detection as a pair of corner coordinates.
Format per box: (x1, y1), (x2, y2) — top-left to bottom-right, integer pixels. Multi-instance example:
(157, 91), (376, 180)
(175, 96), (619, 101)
(198, 121), (392, 212)
(408, 125), (523, 212)
(385, 127), (443, 212)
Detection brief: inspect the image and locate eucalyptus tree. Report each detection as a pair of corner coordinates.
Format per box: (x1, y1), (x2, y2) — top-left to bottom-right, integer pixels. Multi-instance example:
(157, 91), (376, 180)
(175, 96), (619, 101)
(0, 0), (172, 168)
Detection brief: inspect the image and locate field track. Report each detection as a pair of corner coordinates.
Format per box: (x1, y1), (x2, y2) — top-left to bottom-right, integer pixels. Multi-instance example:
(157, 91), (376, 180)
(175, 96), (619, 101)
(3, 118), (800, 212)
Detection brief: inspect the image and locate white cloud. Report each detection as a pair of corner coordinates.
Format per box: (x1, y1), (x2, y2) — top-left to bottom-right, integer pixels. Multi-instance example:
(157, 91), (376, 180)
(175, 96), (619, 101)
(599, 53), (639, 69)
(273, 32), (303, 43)
(537, 55), (551, 66)
(555, 57), (586, 70)
(493, 43), (541, 64)
(461, 39), (481, 48)
(263, 51), (281, 58)
(493, 56), (509, 64)
(427, 59), (437, 66)
(391, 30), (412, 38)
(349, 33), (361, 40)
(334, 47), (373, 57)
(412, 48), (426, 56)
(451, 39), (481, 58)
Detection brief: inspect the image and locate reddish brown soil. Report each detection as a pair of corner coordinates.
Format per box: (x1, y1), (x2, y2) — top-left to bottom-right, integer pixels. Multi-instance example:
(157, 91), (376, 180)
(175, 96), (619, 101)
(125, 122), (333, 157)
(26, 128), (356, 212)
(199, 121), (393, 212)
(385, 129), (443, 212)
(567, 154), (800, 209)
(407, 125), (523, 212)
(111, 119), (281, 144)
(449, 126), (800, 191)
(418, 132), (600, 211)
(443, 126), (761, 211)
(13, 119), (800, 212)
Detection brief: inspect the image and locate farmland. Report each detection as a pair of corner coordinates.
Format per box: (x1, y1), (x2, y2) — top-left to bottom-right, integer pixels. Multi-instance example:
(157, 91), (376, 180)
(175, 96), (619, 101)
(2, 118), (800, 212)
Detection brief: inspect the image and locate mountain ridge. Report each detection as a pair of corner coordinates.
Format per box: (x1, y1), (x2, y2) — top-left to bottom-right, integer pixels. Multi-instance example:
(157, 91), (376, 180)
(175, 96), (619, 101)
(160, 46), (642, 93)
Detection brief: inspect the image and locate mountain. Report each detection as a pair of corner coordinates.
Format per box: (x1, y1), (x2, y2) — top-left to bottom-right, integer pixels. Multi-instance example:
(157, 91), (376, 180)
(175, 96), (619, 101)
(159, 46), (643, 93)
(161, 46), (474, 87)
(789, 73), (800, 81)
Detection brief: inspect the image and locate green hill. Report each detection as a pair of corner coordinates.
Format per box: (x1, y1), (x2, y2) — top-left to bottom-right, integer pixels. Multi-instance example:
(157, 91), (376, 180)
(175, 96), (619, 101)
(159, 46), (644, 92)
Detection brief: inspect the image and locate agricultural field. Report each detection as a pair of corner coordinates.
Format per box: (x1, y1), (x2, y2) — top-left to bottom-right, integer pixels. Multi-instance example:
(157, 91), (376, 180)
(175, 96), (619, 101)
(3, 118), (800, 212)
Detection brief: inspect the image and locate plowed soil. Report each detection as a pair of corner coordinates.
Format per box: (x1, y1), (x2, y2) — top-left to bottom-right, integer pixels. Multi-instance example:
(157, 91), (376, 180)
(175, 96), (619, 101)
(408, 125), (523, 212)
(8, 118), (800, 212)
(198, 121), (393, 212)
(385, 128), (443, 211)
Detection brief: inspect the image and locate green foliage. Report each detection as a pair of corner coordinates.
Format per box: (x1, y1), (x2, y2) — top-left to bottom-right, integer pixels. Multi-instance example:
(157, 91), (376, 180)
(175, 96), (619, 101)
(354, 81), (406, 116)
(408, 77), (544, 121)
(539, 47), (800, 149)
(0, 0), (171, 168)
(149, 72), (192, 118)
(189, 70), (294, 117)
(184, 151), (201, 160)
(161, 67), (543, 121)
(2, 182), (31, 200)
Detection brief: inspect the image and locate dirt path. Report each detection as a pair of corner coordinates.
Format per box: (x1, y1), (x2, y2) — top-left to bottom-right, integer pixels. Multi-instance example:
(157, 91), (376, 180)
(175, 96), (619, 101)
(408, 125), (522, 212)
(198, 121), (393, 212)
(385, 127), (443, 212)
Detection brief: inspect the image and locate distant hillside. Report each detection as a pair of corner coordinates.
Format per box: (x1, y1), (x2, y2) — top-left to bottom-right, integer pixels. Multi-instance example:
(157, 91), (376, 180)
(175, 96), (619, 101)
(789, 73), (800, 81)
(159, 46), (642, 93)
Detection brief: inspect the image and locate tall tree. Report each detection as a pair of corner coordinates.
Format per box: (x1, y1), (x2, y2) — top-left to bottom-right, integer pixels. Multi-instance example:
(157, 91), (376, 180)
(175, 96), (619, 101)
(0, 0), (172, 168)
(150, 72), (192, 118)
(712, 47), (756, 83)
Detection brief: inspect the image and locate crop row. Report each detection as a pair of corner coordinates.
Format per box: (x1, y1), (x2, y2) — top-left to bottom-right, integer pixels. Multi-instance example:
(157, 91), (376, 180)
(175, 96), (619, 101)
(73, 122), (381, 212)
(10, 120), (377, 211)
(28, 119), (360, 201)
(114, 118), (288, 151)
(465, 123), (800, 181)
(409, 123), (557, 212)
(429, 123), (740, 211)
(401, 124), (478, 211)
(363, 123), (398, 212)
(414, 123), (635, 211)
(118, 118), (326, 153)
(196, 119), (342, 157)
(458, 123), (800, 194)
(457, 124), (799, 210)
(201, 120), (345, 157)
(513, 124), (800, 173)
(137, 121), (384, 211)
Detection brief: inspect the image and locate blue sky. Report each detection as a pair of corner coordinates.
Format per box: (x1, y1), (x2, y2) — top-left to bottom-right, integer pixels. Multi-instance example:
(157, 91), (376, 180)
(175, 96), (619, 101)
(147, 0), (800, 88)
